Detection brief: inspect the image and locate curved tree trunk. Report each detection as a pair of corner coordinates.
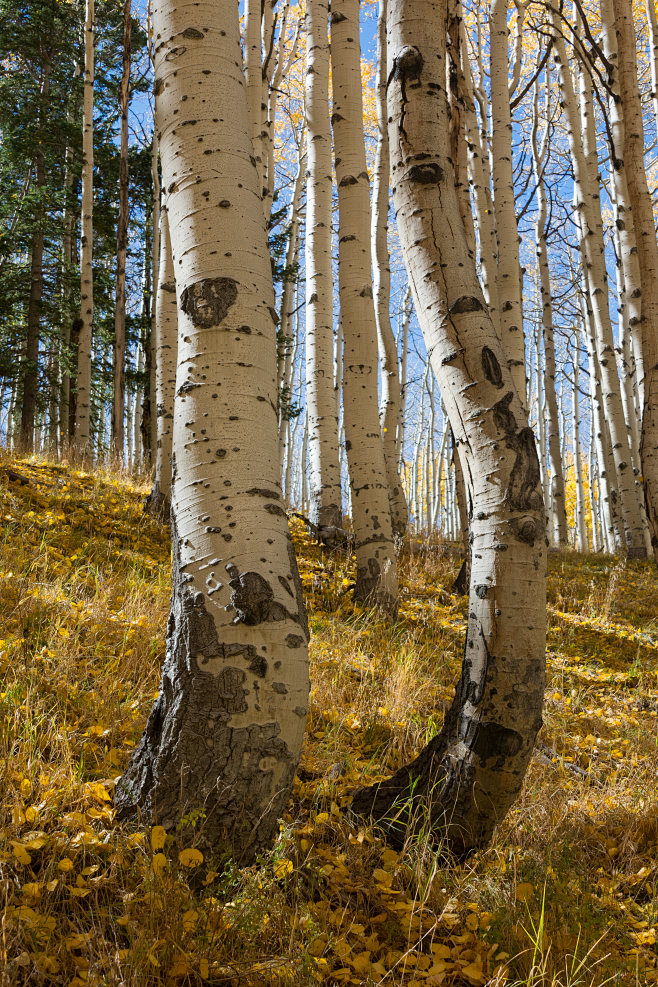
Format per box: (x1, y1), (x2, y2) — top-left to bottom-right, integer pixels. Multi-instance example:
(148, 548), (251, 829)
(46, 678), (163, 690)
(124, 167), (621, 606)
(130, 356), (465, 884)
(330, 0), (398, 612)
(75, 0), (95, 456)
(372, 0), (408, 540)
(305, 0), (342, 530)
(116, 0), (309, 862)
(352, 0), (546, 857)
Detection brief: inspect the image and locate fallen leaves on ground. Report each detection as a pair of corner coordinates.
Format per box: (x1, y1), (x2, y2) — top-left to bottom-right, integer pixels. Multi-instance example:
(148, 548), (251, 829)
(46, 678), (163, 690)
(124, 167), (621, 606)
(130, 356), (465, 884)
(0, 455), (657, 985)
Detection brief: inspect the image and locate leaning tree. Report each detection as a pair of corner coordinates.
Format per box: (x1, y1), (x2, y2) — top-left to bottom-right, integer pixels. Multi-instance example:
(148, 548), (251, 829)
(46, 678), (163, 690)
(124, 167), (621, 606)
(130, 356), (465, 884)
(352, 0), (546, 856)
(115, 0), (309, 861)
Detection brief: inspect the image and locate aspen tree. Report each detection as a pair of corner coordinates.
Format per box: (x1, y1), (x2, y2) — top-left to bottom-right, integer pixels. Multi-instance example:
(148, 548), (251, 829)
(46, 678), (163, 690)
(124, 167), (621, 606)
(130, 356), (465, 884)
(148, 124), (160, 463)
(646, 0), (658, 139)
(277, 144), (305, 458)
(305, 0), (342, 530)
(552, 22), (646, 556)
(116, 0), (309, 859)
(397, 287), (411, 470)
(330, 0), (398, 611)
(612, 0), (658, 560)
(146, 206), (177, 518)
(372, 0), (408, 539)
(599, 0), (645, 416)
(490, 0), (526, 404)
(75, 0), (94, 455)
(572, 342), (588, 551)
(352, 0), (546, 855)
(112, 0), (132, 461)
(263, 5), (300, 223)
(245, 0), (266, 198)
(531, 75), (567, 546)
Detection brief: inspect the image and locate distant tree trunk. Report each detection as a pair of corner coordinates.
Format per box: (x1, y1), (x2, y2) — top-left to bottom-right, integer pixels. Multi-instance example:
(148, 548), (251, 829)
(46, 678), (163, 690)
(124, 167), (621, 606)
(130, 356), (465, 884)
(531, 75), (568, 546)
(330, 0), (398, 611)
(146, 206), (177, 517)
(572, 342), (588, 551)
(112, 0), (132, 461)
(75, 0), (95, 455)
(397, 287), (411, 472)
(645, 0), (658, 140)
(352, 0), (546, 857)
(552, 20), (645, 556)
(20, 57), (51, 452)
(145, 127), (160, 464)
(277, 146), (304, 462)
(305, 0), (342, 530)
(60, 128), (76, 449)
(372, 0), (408, 539)
(116, 0), (309, 862)
(612, 0), (658, 562)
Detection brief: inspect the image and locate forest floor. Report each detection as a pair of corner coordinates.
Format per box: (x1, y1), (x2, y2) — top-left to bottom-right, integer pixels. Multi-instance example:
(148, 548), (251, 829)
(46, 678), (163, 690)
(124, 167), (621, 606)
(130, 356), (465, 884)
(0, 455), (657, 987)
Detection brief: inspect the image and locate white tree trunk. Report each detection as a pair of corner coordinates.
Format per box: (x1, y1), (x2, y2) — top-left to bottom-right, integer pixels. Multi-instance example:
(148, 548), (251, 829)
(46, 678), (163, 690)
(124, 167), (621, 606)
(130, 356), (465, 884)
(397, 287), (411, 471)
(531, 78), (568, 545)
(75, 0), (94, 455)
(612, 0), (658, 562)
(147, 206), (177, 517)
(352, 0), (546, 856)
(111, 0), (132, 462)
(490, 0), (526, 404)
(330, 0), (398, 611)
(305, 0), (342, 530)
(552, 21), (646, 556)
(117, 0), (309, 861)
(372, 0), (408, 539)
(572, 342), (588, 551)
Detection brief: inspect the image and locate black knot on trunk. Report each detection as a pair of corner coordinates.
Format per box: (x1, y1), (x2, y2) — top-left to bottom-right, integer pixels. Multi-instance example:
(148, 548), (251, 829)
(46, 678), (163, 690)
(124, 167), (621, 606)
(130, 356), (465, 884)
(481, 346), (504, 388)
(392, 45), (424, 82)
(407, 162), (444, 185)
(180, 277), (238, 328)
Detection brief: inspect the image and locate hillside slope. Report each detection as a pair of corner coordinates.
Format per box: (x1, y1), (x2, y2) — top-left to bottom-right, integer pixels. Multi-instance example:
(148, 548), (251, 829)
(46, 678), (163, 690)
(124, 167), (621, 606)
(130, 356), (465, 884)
(0, 456), (657, 986)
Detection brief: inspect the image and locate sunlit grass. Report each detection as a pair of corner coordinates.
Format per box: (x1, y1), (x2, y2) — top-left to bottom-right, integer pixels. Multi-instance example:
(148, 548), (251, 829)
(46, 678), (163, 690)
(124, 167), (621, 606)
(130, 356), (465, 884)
(0, 452), (657, 985)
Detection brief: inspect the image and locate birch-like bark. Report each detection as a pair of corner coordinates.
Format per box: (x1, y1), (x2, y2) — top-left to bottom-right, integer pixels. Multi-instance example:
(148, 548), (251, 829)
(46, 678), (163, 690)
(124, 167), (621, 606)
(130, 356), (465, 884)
(612, 0), (658, 561)
(116, 0), (309, 860)
(352, 0), (545, 856)
(330, 0), (398, 611)
(397, 288), (411, 471)
(146, 206), (177, 517)
(531, 78), (567, 545)
(305, 0), (342, 530)
(245, 0), (266, 198)
(372, 0), (408, 538)
(578, 289), (622, 552)
(572, 343), (588, 551)
(646, 0), (658, 139)
(490, 0), (526, 404)
(147, 120), (160, 463)
(75, 0), (95, 455)
(552, 22), (646, 556)
(600, 0), (645, 417)
(111, 0), (132, 461)
(277, 145), (304, 458)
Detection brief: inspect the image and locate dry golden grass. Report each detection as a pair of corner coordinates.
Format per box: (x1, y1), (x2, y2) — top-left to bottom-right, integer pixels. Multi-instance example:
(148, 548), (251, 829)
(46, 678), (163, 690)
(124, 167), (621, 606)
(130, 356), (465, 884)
(0, 453), (657, 986)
